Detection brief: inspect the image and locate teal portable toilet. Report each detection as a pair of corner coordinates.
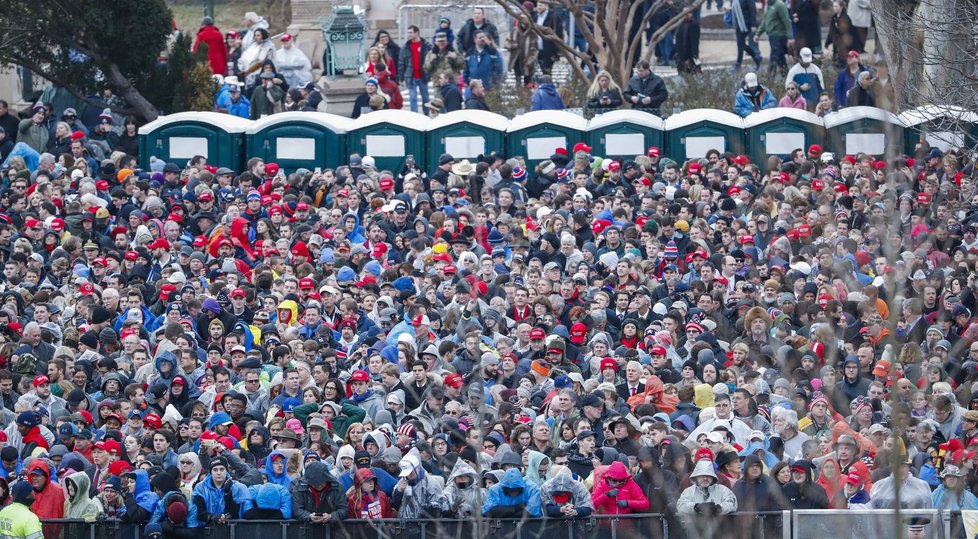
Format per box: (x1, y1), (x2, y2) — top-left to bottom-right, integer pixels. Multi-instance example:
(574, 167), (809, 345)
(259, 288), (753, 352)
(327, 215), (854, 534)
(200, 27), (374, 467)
(663, 110), (745, 162)
(348, 110), (430, 173)
(586, 110), (665, 159)
(744, 108), (824, 163)
(245, 112), (353, 172)
(506, 111), (587, 170)
(898, 105), (978, 156)
(138, 112), (250, 170)
(823, 106), (904, 157)
(426, 110), (509, 171)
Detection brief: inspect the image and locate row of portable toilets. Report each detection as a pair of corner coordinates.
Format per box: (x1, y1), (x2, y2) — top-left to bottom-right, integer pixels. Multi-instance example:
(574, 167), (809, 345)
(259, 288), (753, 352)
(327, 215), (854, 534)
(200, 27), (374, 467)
(138, 106), (978, 174)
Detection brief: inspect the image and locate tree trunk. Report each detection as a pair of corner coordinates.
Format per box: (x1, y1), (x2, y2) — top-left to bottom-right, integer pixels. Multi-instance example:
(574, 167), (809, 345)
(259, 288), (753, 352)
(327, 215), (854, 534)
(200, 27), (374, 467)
(104, 62), (161, 122)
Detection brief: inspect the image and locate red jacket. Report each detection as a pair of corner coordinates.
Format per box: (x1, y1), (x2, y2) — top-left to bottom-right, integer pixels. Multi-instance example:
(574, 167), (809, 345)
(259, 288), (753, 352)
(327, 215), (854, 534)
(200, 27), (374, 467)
(347, 469), (394, 518)
(194, 25), (229, 75)
(28, 459), (65, 539)
(591, 461), (650, 515)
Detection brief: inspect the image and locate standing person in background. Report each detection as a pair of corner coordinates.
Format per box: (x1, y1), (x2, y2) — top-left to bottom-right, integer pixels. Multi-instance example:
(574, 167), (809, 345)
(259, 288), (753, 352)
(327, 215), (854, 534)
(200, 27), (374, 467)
(754, 0), (792, 72)
(507, 11), (538, 86)
(424, 33), (465, 87)
(373, 31), (401, 74)
(274, 34), (312, 89)
(727, 0), (762, 70)
(674, 11), (701, 75)
(464, 80), (491, 111)
(825, 0), (857, 67)
(437, 71), (464, 112)
(623, 61), (669, 115)
(586, 70), (623, 115)
(458, 8), (500, 56)
(833, 50), (866, 107)
(778, 81), (807, 109)
(530, 75), (565, 111)
(734, 72), (776, 116)
(785, 47), (825, 107)
(790, 0), (822, 57)
(240, 12), (269, 51)
(463, 31), (505, 90)
(847, 0), (871, 53)
(193, 17), (228, 76)
(398, 26), (433, 114)
(533, 0), (564, 75)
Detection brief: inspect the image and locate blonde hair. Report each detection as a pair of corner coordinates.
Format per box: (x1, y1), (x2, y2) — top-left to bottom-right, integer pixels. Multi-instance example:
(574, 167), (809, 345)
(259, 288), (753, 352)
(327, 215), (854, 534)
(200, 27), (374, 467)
(587, 70), (621, 99)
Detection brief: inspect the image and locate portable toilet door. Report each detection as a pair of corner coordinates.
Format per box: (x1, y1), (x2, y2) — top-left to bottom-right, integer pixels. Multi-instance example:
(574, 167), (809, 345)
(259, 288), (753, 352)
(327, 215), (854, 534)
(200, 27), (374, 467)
(348, 110), (430, 173)
(245, 112), (353, 173)
(426, 110), (510, 172)
(743, 108), (824, 164)
(586, 110), (665, 160)
(506, 111), (588, 171)
(898, 105), (978, 156)
(663, 110), (745, 163)
(138, 112), (251, 170)
(824, 106), (904, 157)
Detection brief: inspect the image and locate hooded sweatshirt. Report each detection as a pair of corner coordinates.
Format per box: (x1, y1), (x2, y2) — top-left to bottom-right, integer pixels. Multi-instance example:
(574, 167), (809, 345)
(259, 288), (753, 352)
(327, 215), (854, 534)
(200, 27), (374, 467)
(290, 461), (347, 522)
(347, 468), (394, 519)
(245, 482), (292, 519)
(264, 451), (292, 488)
(27, 459), (66, 538)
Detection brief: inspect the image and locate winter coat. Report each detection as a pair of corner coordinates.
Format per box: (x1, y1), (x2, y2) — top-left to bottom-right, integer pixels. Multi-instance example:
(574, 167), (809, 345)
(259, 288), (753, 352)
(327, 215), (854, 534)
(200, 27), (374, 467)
(833, 65), (866, 108)
(586, 88), (623, 114)
(347, 468), (394, 519)
(250, 84), (284, 119)
(591, 461), (650, 515)
(424, 47), (465, 80)
(781, 460), (829, 509)
(444, 459), (483, 518)
(755, 0), (792, 38)
(263, 451), (292, 488)
(244, 483), (292, 519)
(463, 46), (505, 88)
(677, 460), (738, 538)
(397, 39), (434, 83)
(734, 85), (777, 117)
(483, 468), (542, 517)
(192, 475), (253, 522)
(194, 25), (229, 75)
(530, 83), (565, 111)
(150, 490), (201, 528)
(291, 461), (348, 523)
(848, 0), (872, 27)
(623, 73), (669, 112)
(733, 457), (785, 512)
(932, 484), (978, 511)
(440, 83), (463, 112)
(457, 18), (501, 55)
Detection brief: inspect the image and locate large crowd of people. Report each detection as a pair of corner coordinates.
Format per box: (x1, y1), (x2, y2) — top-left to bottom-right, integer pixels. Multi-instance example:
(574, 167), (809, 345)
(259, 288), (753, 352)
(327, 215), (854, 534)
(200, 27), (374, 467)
(0, 4), (974, 539)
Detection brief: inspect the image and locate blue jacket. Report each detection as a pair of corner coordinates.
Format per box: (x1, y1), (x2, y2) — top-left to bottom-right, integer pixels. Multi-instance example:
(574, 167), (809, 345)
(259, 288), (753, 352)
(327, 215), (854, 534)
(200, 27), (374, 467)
(483, 469), (542, 517)
(192, 476), (253, 519)
(338, 466), (398, 496)
(932, 484), (978, 511)
(226, 96), (251, 119)
(734, 85), (776, 117)
(833, 65), (866, 108)
(151, 491), (201, 527)
(531, 84), (565, 111)
(248, 483), (292, 518)
(464, 47), (505, 88)
(263, 451), (292, 488)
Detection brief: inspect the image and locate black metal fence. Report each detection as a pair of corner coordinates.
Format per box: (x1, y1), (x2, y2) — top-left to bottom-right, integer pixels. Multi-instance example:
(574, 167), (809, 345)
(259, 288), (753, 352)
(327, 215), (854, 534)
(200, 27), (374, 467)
(39, 513), (792, 539)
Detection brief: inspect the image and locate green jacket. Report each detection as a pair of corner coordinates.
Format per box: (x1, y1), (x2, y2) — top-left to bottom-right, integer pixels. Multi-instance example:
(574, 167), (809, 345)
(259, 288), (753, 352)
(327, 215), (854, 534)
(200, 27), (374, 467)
(17, 118), (48, 153)
(756, 0), (792, 38)
(250, 84), (284, 120)
(292, 401), (366, 439)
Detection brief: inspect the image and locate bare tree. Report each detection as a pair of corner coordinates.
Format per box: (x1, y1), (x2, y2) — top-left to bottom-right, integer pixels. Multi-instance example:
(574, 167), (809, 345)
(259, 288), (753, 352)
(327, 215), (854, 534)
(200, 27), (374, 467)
(490, 0), (706, 88)
(872, 0), (978, 153)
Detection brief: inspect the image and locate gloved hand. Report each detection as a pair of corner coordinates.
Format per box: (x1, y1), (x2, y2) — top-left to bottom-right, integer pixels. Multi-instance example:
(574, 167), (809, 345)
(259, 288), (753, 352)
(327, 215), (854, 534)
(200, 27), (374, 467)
(693, 503), (702, 513)
(606, 489), (618, 498)
(700, 502), (719, 516)
(616, 499), (629, 508)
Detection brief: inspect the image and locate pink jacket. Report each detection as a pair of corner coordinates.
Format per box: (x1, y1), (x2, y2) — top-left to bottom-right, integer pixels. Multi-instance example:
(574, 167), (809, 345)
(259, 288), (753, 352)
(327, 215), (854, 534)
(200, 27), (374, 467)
(591, 461), (650, 515)
(779, 94), (807, 109)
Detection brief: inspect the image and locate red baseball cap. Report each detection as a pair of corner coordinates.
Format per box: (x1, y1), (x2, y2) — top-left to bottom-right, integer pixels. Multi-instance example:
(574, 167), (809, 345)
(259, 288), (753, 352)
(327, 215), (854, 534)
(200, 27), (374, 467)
(600, 357), (617, 372)
(572, 142), (592, 153)
(444, 373), (464, 388)
(230, 287), (246, 298)
(197, 191), (214, 202)
(529, 327), (546, 340)
(298, 278), (315, 290)
(95, 439), (121, 456)
(349, 370), (370, 383)
(647, 147), (661, 158)
(143, 414), (163, 429)
(740, 234), (754, 245)
(570, 322), (587, 344)
(32, 375), (49, 387)
(650, 345), (667, 355)
(379, 177), (394, 190)
(79, 283), (96, 296)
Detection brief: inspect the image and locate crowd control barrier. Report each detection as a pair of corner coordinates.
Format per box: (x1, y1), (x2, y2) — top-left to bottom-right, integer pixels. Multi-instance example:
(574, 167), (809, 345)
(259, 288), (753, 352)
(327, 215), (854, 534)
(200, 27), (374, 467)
(138, 106), (978, 174)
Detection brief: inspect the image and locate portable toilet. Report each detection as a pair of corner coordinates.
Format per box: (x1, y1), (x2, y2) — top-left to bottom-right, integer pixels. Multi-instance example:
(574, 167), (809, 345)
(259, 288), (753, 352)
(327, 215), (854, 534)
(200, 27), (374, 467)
(244, 112), (352, 172)
(506, 111), (587, 170)
(426, 110), (509, 171)
(898, 105), (978, 156)
(586, 110), (665, 160)
(744, 108), (824, 163)
(138, 112), (250, 170)
(348, 110), (430, 173)
(823, 106), (904, 157)
(663, 110), (745, 162)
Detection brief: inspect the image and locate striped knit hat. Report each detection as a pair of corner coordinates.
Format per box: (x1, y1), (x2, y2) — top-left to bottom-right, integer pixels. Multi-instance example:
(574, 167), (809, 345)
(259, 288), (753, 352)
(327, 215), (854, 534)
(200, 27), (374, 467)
(663, 240), (679, 259)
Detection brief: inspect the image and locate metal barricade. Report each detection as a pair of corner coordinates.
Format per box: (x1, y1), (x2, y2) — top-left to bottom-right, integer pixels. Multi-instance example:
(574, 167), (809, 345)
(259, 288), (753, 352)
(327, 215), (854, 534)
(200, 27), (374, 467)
(792, 509), (945, 539)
